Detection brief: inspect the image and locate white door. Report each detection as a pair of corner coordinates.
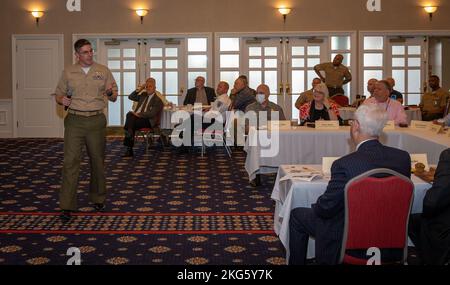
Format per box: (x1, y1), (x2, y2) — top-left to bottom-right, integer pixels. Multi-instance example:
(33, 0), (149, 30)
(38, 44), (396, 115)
(242, 38), (282, 105)
(100, 38), (187, 126)
(15, 38), (63, 137)
(387, 37), (426, 105)
(287, 38), (327, 120)
(144, 39), (187, 106)
(101, 40), (140, 126)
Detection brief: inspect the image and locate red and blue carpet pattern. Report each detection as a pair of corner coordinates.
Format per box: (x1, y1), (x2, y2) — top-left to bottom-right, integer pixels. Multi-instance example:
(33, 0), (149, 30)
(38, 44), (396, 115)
(0, 138), (286, 265)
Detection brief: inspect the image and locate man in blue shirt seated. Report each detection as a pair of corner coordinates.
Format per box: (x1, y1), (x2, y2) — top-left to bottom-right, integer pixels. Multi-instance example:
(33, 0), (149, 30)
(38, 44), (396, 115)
(288, 104), (411, 265)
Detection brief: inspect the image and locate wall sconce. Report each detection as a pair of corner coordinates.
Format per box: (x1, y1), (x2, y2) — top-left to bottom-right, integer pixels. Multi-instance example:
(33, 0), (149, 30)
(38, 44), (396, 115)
(278, 8), (291, 24)
(135, 9), (149, 24)
(423, 6), (438, 21)
(31, 11), (44, 26)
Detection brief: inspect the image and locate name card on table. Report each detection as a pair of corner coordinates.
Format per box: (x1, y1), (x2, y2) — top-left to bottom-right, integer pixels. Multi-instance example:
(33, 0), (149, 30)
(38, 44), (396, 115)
(315, 120), (339, 130)
(383, 121), (395, 130)
(410, 120), (432, 130)
(410, 153), (429, 171)
(268, 120), (292, 131)
(428, 124), (443, 134)
(322, 157), (340, 176)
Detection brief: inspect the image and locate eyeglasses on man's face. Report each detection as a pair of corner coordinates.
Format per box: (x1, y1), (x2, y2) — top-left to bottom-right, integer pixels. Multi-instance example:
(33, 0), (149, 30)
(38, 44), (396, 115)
(77, 49), (94, 56)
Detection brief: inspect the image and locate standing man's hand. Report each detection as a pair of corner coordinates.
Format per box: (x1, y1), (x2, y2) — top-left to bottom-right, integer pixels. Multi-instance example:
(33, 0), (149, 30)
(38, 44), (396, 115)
(104, 82), (118, 101)
(62, 96), (72, 108)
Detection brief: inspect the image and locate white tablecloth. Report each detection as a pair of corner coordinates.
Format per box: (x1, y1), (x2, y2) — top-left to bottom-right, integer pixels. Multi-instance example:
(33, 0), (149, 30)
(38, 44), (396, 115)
(338, 107), (422, 124)
(244, 127), (449, 181)
(271, 165), (432, 261)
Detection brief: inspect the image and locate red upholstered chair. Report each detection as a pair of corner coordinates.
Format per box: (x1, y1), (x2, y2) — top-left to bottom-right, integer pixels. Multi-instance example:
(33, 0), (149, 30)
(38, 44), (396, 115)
(330, 94), (349, 107)
(339, 168), (414, 265)
(135, 108), (165, 152)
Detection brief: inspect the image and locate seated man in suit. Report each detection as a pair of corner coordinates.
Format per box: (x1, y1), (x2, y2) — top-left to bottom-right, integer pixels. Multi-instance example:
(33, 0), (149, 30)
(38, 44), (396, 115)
(183, 76), (216, 106)
(123, 77), (164, 157)
(289, 104), (411, 265)
(408, 148), (450, 265)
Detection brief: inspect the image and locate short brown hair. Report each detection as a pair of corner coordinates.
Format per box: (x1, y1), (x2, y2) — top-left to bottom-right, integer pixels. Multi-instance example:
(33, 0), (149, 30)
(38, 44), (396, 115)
(74, 39), (92, 53)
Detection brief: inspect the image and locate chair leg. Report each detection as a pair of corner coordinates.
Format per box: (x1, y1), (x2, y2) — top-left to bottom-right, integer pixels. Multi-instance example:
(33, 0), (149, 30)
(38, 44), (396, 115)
(223, 136), (232, 158)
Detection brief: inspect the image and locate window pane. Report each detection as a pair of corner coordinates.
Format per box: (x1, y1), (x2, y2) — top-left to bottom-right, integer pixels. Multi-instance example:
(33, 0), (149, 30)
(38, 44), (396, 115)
(364, 36), (383, 50)
(292, 70), (305, 121)
(108, 49), (120, 58)
(364, 53), (383, 67)
(307, 58), (320, 67)
(123, 49), (136, 58)
(265, 59), (277, 68)
(124, 95), (134, 114)
(112, 72), (121, 94)
(392, 46), (405, 55)
(220, 38), (240, 52)
(123, 72), (136, 95)
(264, 47), (277, 56)
(123, 60), (136, 69)
(265, 70), (278, 104)
(331, 53), (350, 66)
(292, 70), (305, 94)
(188, 38), (207, 52)
(307, 71), (317, 88)
(165, 48), (178, 57)
(307, 46), (320, 56)
(249, 71), (262, 90)
(331, 36), (350, 50)
(408, 58), (421, 67)
(150, 48), (163, 57)
(150, 60), (163, 69)
(392, 58), (405, 67)
(108, 60), (120, 69)
(292, 58), (305, 68)
(408, 70), (421, 93)
(249, 47), (262, 56)
(150, 72), (163, 92)
(364, 70), (383, 95)
(165, 72), (178, 95)
(108, 98), (121, 126)
(292, 46), (305, 56)
(220, 71), (240, 88)
(392, 70), (405, 93)
(408, 46), (421, 55)
(408, 93), (421, 106)
(220, 54), (239, 68)
(188, 55), (207, 68)
(166, 59), (178, 69)
(249, 59), (262, 68)
(188, 72), (207, 89)
(265, 71), (277, 94)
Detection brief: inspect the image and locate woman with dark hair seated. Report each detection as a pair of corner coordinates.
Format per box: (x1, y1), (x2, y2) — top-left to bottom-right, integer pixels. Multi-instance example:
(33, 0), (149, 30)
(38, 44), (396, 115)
(299, 83), (342, 125)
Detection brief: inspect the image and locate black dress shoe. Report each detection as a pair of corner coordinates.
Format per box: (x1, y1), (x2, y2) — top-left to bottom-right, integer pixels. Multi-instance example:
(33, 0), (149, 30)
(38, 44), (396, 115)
(59, 210), (72, 222)
(94, 203), (105, 212)
(123, 148), (134, 157)
(250, 174), (261, 187)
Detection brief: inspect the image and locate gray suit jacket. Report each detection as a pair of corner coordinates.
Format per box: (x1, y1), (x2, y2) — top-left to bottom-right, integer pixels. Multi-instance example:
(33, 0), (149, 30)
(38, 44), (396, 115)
(129, 90), (164, 128)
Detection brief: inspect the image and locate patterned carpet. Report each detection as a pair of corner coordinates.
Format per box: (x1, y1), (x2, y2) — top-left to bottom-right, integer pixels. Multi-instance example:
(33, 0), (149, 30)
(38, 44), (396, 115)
(0, 138), (286, 265)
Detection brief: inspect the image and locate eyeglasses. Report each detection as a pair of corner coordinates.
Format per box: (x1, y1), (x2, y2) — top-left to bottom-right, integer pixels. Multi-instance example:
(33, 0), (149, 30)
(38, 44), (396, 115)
(78, 49), (94, 56)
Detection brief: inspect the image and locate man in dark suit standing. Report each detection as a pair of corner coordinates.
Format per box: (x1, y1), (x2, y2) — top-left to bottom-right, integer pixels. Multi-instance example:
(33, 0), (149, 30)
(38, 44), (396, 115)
(289, 104), (411, 265)
(183, 76), (216, 106)
(123, 77), (164, 157)
(409, 148), (450, 265)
